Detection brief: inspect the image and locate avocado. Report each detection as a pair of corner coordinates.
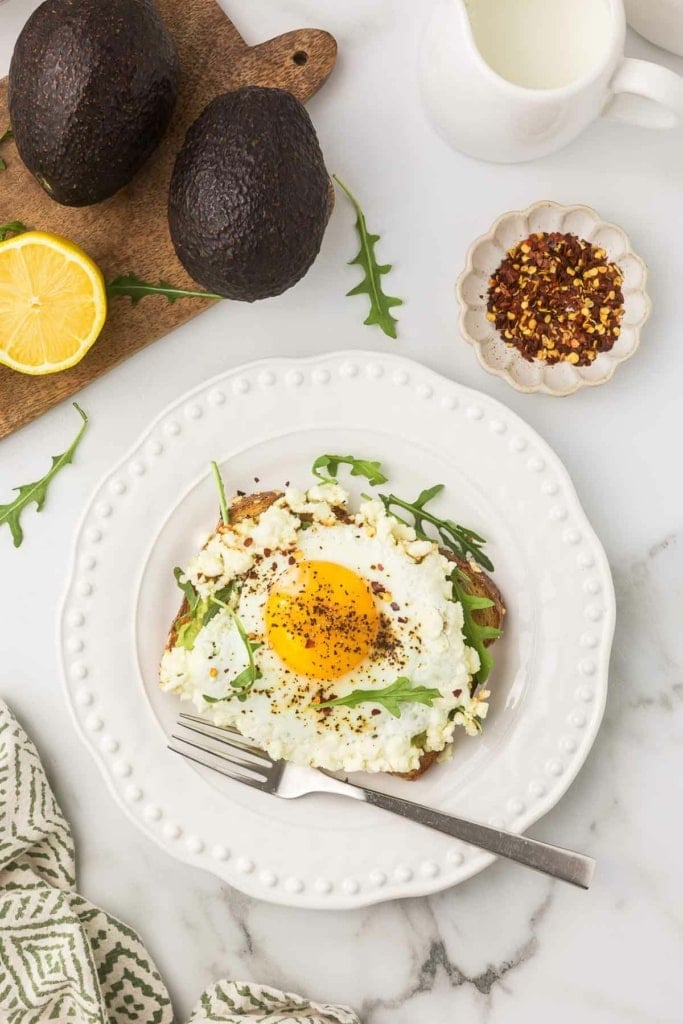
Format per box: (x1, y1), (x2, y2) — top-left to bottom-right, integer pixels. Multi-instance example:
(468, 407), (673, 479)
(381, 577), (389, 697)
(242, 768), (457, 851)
(9, 0), (180, 207)
(168, 87), (332, 302)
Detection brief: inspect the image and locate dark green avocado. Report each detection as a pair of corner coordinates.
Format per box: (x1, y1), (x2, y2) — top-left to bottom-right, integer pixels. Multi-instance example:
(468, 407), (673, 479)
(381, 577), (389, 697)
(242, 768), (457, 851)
(168, 87), (332, 302)
(9, 0), (180, 207)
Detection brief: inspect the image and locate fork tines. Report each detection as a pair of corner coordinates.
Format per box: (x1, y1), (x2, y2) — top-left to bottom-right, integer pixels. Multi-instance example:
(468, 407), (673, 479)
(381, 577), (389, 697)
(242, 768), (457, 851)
(169, 713), (282, 792)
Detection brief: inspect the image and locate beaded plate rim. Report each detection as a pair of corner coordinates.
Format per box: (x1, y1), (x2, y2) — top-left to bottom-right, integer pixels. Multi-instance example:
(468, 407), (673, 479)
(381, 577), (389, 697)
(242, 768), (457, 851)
(58, 352), (615, 908)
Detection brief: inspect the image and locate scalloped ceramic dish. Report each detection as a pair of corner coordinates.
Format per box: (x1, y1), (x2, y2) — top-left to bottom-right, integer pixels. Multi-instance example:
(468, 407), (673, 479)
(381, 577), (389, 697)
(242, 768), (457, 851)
(59, 353), (614, 908)
(457, 201), (651, 396)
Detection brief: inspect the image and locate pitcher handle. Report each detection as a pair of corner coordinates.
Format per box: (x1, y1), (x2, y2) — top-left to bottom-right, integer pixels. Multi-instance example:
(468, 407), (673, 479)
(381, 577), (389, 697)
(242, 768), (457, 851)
(604, 57), (683, 129)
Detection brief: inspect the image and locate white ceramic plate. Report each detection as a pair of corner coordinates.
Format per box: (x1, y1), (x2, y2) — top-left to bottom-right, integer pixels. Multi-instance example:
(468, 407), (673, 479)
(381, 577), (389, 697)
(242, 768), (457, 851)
(59, 352), (614, 908)
(457, 201), (651, 396)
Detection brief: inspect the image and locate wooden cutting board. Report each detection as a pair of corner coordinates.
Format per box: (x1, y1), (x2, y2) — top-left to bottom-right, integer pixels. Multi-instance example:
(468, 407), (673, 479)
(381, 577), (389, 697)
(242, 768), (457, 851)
(0, 0), (337, 440)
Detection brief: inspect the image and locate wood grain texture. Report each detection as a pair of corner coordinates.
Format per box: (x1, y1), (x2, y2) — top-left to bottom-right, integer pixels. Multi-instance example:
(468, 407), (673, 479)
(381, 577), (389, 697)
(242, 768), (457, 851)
(0, 0), (337, 439)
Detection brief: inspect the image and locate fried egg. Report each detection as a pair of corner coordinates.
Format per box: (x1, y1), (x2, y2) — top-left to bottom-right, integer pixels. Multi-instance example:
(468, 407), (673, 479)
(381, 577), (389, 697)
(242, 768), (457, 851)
(159, 483), (487, 774)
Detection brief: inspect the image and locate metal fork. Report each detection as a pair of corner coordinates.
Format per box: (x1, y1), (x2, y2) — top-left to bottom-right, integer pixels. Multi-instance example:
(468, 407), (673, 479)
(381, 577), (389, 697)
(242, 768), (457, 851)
(170, 713), (595, 889)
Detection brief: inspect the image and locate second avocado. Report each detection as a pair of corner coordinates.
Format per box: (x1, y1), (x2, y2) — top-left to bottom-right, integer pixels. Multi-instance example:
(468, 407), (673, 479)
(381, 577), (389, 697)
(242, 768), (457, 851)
(168, 87), (332, 302)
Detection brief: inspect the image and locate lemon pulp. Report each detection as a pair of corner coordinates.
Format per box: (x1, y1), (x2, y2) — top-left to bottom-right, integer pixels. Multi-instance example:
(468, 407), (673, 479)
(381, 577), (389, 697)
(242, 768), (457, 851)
(0, 231), (107, 375)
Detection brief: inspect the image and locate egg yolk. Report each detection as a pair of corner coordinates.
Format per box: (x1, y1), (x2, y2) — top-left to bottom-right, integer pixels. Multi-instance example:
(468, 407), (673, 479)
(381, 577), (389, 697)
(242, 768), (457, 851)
(265, 560), (380, 680)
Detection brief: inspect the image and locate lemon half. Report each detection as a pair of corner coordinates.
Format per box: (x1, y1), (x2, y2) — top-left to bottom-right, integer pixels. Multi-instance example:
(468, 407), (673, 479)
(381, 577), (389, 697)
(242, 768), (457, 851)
(0, 231), (107, 375)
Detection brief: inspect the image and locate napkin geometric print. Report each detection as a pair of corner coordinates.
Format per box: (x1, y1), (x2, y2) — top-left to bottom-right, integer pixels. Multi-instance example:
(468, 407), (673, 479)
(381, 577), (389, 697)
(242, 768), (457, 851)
(0, 701), (172, 1024)
(0, 700), (361, 1024)
(187, 982), (361, 1023)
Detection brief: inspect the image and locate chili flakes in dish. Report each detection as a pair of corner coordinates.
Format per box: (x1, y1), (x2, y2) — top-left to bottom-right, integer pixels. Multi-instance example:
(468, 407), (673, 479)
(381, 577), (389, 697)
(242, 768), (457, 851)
(487, 232), (625, 366)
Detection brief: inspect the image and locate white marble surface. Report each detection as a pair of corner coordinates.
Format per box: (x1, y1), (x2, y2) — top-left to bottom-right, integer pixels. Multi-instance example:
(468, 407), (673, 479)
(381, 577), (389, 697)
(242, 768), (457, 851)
(1, 2), (682, 1021)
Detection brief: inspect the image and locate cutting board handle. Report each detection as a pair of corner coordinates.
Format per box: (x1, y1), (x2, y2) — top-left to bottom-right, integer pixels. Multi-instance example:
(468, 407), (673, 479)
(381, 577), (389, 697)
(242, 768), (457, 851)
(246, 29), (337, 102)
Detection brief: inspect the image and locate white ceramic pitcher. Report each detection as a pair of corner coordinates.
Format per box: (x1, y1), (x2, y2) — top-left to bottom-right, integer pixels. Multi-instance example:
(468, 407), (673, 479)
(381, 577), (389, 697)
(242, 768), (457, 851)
(626, 0), (683, 57)
(420, 0), (683, 162)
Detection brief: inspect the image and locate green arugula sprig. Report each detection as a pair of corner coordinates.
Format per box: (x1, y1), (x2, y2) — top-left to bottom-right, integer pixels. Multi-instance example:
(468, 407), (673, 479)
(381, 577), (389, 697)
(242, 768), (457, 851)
(377, 484), (494, 572)
(334, 175), (403, 340)
(310, 453), (493, 570)
(211, 461), (230, 525)
(202, 596), (262, 704)
(0, 128), (13, 171)
(0, 221), (29, 242)
(316, 677), (441, 718)
(0, 404), (88, 548)
(106, 273), (222, 305)
(450, 567), (501, 689)
(172, 572), (233, 652)
(312, 454), (388, 487)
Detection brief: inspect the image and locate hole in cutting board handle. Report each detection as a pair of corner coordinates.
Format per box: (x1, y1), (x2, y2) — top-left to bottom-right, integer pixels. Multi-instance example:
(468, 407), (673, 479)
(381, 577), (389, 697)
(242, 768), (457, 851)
(292, 50), (309, 66)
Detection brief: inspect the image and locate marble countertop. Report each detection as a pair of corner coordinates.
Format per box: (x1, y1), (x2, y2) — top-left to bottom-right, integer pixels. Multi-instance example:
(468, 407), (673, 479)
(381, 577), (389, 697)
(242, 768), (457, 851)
(1, 2), (682, 1021)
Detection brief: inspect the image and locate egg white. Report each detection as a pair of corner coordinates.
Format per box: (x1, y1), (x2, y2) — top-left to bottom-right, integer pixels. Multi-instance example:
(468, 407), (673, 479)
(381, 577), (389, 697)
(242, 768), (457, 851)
(160, 485), (486, 774)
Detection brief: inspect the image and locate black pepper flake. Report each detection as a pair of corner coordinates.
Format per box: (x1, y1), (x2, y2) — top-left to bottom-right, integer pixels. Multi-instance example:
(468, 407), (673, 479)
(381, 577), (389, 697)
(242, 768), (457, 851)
(288, 555), (296, 565)
(371, 708), (381, 716)
(305, 639), (316, 649)
(263, 548), (272, 557)
(453, 688), (462, 698)
(390, 602), (400, 611)
(487, 232), (625, 367)
(243, 537), (253, 547)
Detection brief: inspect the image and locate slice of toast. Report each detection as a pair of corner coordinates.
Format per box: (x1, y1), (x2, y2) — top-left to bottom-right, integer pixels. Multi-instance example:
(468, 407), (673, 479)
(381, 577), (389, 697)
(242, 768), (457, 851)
(395, 550), (505, 781)
(165, 491), (505, 780)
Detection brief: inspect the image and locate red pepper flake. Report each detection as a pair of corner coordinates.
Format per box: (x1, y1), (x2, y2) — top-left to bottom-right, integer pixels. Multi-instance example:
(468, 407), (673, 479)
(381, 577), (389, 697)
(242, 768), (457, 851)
(305, 638), (316, 649)
(263, 548), (272, 557)
(453, 688), (462, 698)
(390, 601), (400, 611)
(371, 708), (381, 716)
(243, 537), (253, 547)
(370, 581), (386, 596)
(487, 232), (625, 367)
(288, 555), (296, 565)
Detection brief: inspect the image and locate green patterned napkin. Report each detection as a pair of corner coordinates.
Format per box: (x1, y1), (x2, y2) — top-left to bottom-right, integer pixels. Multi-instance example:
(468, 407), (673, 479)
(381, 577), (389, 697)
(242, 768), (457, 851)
(0, 700), (360, 1024)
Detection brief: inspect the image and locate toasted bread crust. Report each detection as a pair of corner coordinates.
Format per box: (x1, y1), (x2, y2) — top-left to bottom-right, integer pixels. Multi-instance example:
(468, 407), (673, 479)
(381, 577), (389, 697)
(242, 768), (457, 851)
(165, 491), (505, 781)
(166, 491), (284, 650)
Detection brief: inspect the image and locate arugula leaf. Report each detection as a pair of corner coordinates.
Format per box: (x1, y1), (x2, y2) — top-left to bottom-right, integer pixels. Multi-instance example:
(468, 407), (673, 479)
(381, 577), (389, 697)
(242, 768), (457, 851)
(0, 128), (12, 171)
(377, 485), (494, 571)
(203, 655), (263, 705)
(203, 597), (261, 702)
(211, 461), (230, 525)
(0, 221), (29, 242)
(106, 273), (223, 305)
(333, 175), (403, 340)
(173, 567), (200, 614)
(315, 677), (441, 718)
(0, 404), (88, 548)
(171, 575), (233, 652)
(312, 454), (388, 487)
(450, 567), (501, 689)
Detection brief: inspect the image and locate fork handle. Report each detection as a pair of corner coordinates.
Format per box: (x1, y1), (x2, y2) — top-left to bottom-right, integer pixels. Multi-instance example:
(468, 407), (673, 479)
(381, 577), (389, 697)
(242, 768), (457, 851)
(355, 785), (594, 889)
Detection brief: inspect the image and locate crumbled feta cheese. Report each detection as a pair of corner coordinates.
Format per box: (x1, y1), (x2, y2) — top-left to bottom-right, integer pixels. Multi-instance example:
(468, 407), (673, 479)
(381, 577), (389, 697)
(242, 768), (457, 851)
(306, 482), (348, 506)
(406, 539), (434, 561)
